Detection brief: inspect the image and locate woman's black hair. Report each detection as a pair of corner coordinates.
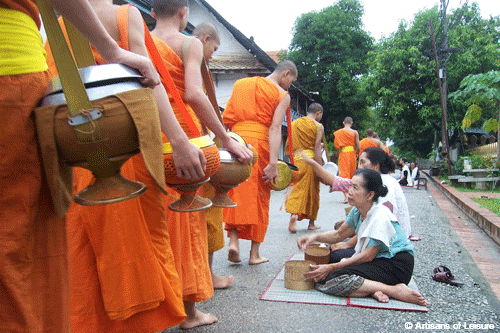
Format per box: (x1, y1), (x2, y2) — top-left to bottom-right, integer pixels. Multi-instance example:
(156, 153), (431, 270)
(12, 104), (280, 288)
(363, 147), (395, 174)
(354, 168), (388, 202)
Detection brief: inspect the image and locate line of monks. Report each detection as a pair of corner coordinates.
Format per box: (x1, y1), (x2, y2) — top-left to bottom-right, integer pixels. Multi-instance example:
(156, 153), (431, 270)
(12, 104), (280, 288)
(1, 0), (299, 332)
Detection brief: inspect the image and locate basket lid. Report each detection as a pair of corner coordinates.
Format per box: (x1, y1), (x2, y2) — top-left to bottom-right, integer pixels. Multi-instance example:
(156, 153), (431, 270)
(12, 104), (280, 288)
(44, 64), (144, 96)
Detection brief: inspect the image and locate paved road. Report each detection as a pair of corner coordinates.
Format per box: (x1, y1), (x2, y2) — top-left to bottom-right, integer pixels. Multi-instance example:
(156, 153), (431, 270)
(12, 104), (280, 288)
(164, 184), (500, 333)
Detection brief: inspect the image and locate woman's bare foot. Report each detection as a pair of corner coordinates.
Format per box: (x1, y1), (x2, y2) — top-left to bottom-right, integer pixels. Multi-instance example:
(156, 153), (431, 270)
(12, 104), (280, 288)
(212, 274), (234, 289)
(371, 291), (389, 303)
(228, 246), (241, 263)
(393, 284), (428, 306)
(249, 256), (269, 265)
(179, 309), (218, 330)
(288, 214), (298, 233)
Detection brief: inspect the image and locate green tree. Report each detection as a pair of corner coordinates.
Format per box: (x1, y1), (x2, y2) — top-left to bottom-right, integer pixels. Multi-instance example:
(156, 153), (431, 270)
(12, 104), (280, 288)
(449, 70), (500, 157)
(364, 2), (500, 157)
(286, 0), (373, 140)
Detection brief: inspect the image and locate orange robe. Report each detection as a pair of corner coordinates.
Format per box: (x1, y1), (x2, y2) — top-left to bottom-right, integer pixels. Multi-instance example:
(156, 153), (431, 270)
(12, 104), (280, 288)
(285, 117), (321, 220)
(223, 77), (287, 243)
(0, 2), (70, 332)
(334, 128), (357, 179)
(151, 35), (213, 302)
(204, 182), (225, 253)
(44, 8), (186, 332)
(358, 138), (378, 156)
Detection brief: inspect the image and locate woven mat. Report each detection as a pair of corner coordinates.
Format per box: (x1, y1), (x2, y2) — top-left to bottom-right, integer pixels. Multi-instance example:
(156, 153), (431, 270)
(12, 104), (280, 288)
(260, 253), (428, 312)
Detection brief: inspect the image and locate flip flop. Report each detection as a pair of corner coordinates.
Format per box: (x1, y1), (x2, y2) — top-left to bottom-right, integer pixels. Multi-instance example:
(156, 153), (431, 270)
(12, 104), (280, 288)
(432, 266), (464, 286)
(409, 235), (421, 241)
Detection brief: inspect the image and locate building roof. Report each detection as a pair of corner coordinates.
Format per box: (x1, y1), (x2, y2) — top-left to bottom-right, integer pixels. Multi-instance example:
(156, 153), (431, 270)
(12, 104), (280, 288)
(209, 55), (268, 73)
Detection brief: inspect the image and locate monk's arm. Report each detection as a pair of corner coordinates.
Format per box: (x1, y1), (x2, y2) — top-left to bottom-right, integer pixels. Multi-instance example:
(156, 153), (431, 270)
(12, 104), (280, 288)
(47, 0), (158, 87)
(183, 39), (252, 163)
(127, 8), (205, 179)
(355, 130), (360, 154)
(263, 94), (290, 182)
(314, 125), (324, 165)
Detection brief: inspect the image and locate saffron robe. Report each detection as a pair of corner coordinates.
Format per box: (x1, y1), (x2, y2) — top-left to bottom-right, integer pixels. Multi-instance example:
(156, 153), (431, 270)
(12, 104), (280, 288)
(334, 128), (357, 179)
(285, 117), (321, 220)
(0, 3), (70, 332)
(358, 138), (378, 157)
(223, 77), (287, 243)
(45, 8), (186, 332)
(151, 35), (213, 302)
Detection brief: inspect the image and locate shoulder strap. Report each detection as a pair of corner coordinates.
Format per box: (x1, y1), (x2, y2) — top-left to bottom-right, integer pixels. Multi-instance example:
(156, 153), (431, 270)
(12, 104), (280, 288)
(143, 24), (200, 137)
(200, 58), (224, 126)
(117, 5), (131, 50)
(286, 106), (294, 164)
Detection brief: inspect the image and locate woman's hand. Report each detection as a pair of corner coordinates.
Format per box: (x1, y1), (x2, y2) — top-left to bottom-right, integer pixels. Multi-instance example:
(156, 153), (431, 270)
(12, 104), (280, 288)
(330, 241), (350, 251)
(297, 234), (314, 251)
(304, 264), (335, 282)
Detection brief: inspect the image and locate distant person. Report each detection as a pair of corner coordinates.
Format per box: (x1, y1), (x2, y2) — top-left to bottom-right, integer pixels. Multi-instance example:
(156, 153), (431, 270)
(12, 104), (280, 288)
(358, 128), (381, 156)
(285, 103), (324, 233)
(410, 162), (420, 186)
(334, 117), (359, 203)
(297, 169), (427, 307)
(399, 158), (412, 186)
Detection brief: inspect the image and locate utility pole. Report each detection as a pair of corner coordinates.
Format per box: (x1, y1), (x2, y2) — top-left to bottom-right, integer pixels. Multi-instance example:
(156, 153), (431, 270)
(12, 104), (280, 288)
(429, 0), (452, 174)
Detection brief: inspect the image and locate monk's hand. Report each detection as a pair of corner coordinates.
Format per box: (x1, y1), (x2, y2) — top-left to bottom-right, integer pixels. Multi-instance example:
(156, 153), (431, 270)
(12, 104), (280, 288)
(262, 163), (278, 183)
(304, 264), (333, 282)
(104, 48), (160, 88)
(172, 141), (206, 180)
(223, 138), (253, 164)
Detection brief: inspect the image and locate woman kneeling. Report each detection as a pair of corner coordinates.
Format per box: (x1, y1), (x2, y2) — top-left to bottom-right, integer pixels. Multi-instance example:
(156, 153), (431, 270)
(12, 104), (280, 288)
(297, 169), (428, 306)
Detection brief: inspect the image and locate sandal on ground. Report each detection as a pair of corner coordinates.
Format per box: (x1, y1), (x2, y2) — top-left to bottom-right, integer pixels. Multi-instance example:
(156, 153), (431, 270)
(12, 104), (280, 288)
(408, 235), (421, 241)
(432, 266), (464, 286)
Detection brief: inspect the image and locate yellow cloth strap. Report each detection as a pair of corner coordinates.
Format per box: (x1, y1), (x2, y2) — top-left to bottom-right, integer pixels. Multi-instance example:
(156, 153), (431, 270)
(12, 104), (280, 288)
(162, 135), (213, 154)
(232, 121), (269, 141)
(341, 146), (355, 153)
(294, 149), (314, 160)
(0, 8), (48, 75)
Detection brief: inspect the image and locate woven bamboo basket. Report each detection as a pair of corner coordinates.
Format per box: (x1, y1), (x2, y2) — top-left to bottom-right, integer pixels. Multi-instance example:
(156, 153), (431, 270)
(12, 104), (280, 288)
(284, 260), (315, 290)
(304, 244), (330, 265)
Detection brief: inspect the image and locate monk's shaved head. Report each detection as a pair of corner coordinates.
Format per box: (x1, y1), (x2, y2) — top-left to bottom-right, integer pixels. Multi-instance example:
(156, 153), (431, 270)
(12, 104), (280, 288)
(152, 0), (188, 18)
(274, 60), (298, 78)
(193, 22), (220, 43)
(366, 128), (374, 136)
(308, 103), (323, 114)
(343, 117), (353, 124)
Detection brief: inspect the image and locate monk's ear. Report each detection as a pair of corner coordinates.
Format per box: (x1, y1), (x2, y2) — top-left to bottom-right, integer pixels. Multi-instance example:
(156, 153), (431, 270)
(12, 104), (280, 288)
(179, 6), (189, 19)
(151, 9), (157, 19)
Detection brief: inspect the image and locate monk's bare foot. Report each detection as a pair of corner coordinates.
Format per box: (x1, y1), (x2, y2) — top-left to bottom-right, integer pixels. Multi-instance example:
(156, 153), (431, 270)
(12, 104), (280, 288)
(179, 309), (218, 330)
(228, 246), (241, 263)
(249, 256), (269, 265)
(394, 284), (428, 306)
(308, 224), (321, 230)
(212, 274), (234, 289)
(372, 291), (389, 303)
(288, 215), (298, 233)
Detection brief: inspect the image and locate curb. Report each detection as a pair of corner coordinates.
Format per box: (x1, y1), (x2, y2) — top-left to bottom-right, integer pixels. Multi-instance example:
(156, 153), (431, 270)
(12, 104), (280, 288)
(423, 170), (500, 247)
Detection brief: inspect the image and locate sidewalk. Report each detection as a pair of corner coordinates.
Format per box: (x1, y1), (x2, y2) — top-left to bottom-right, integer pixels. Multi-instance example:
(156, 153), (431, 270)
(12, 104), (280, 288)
(423, 170), (500, 301)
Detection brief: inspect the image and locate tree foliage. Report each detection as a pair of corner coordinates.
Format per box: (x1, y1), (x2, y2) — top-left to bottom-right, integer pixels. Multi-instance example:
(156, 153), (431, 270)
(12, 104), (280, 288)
(360, 2), (500, 157)
(286, 0), (373, 140)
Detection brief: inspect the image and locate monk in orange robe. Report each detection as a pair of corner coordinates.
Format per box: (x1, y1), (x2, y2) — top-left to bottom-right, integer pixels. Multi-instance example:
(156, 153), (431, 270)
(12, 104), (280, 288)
(150, 0), (252, 329)
(358, 128), (382, 156)
(333, 116), (359, 203)
(0, 1), (161, 332)
(44, 1), (210, 331)
(193, 21), (234, 289)
(223, 60), (298, 265)
(285, 103), (324, 233)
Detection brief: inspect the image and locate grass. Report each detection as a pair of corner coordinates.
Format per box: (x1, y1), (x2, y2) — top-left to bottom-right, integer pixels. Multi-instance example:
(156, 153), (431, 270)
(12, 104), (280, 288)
(471, 197), (500, 216)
